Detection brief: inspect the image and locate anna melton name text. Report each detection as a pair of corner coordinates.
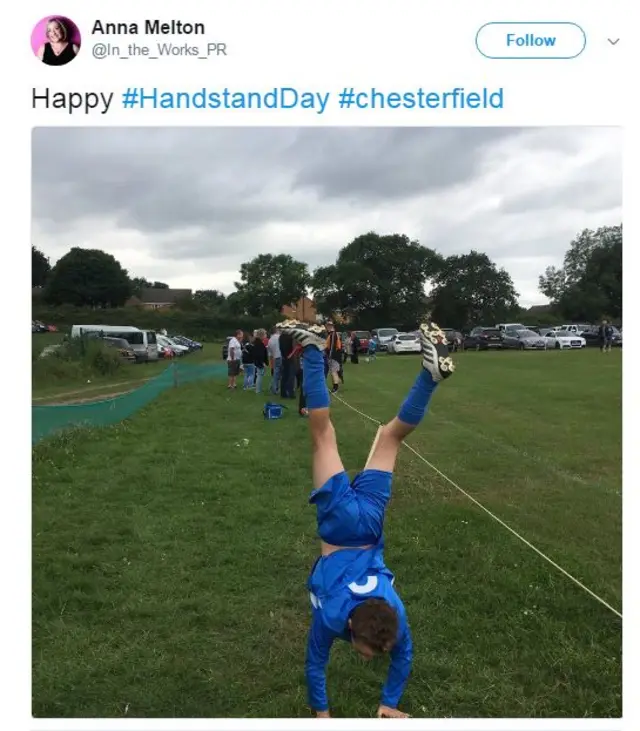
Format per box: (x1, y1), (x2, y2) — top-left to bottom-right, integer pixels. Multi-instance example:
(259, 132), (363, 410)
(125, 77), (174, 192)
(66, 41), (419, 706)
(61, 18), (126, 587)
(92, 20), (206, 35)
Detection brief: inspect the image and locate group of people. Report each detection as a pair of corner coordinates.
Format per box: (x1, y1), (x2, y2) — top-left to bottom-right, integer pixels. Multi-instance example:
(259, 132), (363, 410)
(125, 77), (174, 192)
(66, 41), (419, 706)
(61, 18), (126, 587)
(225, 321), (379, 417)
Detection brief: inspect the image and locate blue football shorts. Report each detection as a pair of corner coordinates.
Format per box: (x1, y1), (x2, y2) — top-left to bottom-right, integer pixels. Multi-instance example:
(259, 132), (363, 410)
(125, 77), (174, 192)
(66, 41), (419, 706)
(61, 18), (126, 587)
(309, 469), (393, 546)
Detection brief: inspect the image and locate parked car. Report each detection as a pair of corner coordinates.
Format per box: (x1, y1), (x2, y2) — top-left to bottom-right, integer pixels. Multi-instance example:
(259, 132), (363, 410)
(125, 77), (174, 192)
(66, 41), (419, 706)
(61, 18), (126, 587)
(352, 330), (371, 353)
(371, 328), (399, 352)
(542, 330), (586, 349)
(32, 320), (52, 333)
(157, 334), (188, 356)
(559, 323), (590, 335)
(388, 332), (421, 354)
(501, 329), (547, 350)
(100, 337), (137, 362)
(442, 328), (463, 351)
(158, 343), (175, 358)
(170, 334), (203, 351)
(580, 326), (623, 347)
(496, 322), (526, 332)
(70, 324), (158, 362)
(463, 327), (503, 351)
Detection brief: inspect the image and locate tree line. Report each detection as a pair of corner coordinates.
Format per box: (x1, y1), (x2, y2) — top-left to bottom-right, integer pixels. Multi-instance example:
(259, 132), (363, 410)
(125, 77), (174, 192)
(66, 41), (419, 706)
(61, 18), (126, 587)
(32, 224), (622, 330)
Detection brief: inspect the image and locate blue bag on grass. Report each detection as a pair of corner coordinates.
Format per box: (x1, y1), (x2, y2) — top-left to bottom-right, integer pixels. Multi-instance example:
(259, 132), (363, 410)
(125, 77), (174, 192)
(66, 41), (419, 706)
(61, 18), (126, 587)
(263, 402), (287, 420)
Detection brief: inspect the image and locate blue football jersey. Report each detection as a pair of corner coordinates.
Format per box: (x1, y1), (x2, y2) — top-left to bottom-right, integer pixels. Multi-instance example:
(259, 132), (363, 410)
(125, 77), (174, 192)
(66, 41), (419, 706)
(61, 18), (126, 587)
(305, 546), (413, 711)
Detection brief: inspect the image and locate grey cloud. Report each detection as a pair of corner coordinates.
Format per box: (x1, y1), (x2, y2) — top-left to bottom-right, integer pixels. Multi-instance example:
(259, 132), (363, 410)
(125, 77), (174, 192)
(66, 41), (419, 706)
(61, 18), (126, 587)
(290, 127), (523, 201)
(31, 127), (622, 305)
(499, 159), (622, 216)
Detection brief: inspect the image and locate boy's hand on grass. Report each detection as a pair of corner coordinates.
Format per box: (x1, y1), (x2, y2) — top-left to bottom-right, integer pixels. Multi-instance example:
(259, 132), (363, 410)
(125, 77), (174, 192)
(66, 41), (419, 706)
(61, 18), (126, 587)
(377, 705), (410, 718)
(316, 710), (331, 718)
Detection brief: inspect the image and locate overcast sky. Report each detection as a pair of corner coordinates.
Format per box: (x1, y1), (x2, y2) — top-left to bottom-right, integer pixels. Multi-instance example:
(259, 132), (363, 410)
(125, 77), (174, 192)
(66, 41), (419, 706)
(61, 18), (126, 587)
(32, 126), (621, 306)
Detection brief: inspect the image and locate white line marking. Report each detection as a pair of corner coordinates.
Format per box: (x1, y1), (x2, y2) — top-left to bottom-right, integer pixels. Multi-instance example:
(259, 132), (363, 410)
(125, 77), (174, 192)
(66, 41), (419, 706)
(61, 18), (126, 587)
(332, 393), (622, 620)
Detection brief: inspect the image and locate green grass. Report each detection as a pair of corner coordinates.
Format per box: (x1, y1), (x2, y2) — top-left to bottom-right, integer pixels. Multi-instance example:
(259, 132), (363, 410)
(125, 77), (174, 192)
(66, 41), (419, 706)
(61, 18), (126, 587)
(32, 349), (622, 718)
(32, 335), (224, 400)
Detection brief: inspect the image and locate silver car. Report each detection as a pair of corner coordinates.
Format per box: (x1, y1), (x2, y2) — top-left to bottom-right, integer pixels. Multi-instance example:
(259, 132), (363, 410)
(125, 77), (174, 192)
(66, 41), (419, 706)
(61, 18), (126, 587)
(502, 328), (547, 351)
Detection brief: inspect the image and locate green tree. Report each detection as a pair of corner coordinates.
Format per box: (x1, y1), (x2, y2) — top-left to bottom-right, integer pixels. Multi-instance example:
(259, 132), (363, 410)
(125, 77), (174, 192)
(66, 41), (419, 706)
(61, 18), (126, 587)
(429, 250), (520, 330)
(312, 232), (442, 328)
(235, 254), (310, 317)
(32, 246), (51, 288)
(538, 225), (622, 321)
(44, 247), (132, 308)
(130, 276), (151, 297)
(558, 236), (622, 321)
(224, 290), (250, 316)
(151, 281), (169, 289)
(193, 289), (227, 309)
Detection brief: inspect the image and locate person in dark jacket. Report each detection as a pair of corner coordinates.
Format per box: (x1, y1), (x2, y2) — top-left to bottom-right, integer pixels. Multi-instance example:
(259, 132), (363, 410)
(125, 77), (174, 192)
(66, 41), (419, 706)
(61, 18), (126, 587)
(598, 319), (614, 353)
(241, 336), (255, 390)
(294, 344), (308, 416)
(279, 328), (296, 398)
(252, 329), (269, 393)
(350, 332), (361, 364)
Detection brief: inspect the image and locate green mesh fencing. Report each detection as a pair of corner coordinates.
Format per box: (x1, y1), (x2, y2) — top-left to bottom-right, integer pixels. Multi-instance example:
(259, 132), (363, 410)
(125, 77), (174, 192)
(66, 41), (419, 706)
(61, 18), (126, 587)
(32, 362), (227, 444)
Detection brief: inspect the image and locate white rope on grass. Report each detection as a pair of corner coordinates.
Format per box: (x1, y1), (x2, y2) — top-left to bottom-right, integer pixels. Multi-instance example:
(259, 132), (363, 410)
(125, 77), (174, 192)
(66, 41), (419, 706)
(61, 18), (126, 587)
(332, 392), (623, 620)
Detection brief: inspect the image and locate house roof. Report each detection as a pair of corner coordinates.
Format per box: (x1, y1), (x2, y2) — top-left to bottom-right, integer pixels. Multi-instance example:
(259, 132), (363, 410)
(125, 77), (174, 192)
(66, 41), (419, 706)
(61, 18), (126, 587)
(139, 288), (192, 304)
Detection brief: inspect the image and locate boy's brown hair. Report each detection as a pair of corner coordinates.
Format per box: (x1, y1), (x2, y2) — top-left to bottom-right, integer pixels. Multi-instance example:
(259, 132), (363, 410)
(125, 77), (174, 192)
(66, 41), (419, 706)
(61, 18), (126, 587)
(350, 598), (399, 654)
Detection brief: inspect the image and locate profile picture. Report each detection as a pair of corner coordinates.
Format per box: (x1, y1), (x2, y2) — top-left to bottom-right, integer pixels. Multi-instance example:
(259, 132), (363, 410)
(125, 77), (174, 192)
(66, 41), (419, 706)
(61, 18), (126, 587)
(31, 16), (81, 66)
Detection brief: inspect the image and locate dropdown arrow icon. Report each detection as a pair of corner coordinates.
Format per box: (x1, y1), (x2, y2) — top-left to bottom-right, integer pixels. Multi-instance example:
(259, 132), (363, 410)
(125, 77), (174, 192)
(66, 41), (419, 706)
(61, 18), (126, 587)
(608, 38), (620, 45)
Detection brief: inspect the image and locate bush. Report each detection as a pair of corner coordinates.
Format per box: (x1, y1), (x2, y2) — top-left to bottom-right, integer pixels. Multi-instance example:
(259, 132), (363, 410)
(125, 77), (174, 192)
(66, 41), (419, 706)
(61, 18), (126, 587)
(33, 338), (123, 386)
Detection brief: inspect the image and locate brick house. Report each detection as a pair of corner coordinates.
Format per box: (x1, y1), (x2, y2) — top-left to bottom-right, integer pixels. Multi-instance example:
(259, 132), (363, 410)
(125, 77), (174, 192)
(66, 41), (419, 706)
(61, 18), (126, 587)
(126, 288), (192, 310)
(280, 296), (318, 323)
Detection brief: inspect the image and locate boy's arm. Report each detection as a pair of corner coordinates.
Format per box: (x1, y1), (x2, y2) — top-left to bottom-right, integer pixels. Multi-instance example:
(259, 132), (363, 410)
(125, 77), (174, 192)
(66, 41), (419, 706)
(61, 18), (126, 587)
(305, 608), (335, 714)
(380, 616), (413, 709)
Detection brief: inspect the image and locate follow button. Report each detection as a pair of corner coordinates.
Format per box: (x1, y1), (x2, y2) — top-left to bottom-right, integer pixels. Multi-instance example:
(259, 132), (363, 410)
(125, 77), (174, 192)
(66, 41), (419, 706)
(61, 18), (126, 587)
(476, 22), (586, 59)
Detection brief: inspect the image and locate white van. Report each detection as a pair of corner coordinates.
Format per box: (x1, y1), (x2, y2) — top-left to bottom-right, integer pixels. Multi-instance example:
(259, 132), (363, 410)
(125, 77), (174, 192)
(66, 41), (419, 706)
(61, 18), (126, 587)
(560, 324), (590, 335)
(71, 325), (158, 362)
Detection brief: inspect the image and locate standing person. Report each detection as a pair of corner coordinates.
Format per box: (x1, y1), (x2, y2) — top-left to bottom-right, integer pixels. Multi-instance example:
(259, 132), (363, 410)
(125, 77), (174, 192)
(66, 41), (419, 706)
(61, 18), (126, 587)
(279, 327), (296, 398)
(337, 345), (345, 386)
(292, 342), (304, 392)
(325, 321), (343, 394)
(343, 332), (352, 367)
(226, 329), (243, 390)
(368, 335), (378, 361)
(278, 318), (455, 718)
(599, 319), (614, 353)
(268, 327), (282, 395)
(294, 343), (308, 416)
(252, 329), (269, 394)
(242, 335), (256, 390)
(351, 332), (361, 364)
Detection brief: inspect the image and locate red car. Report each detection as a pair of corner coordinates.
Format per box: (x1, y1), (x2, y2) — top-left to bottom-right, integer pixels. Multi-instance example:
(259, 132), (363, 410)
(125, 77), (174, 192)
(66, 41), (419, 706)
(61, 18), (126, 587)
(351, 330), (371, 353)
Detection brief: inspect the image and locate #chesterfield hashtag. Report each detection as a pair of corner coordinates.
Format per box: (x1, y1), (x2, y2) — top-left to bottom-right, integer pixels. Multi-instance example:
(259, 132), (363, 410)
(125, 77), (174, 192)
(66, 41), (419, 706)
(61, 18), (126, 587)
(337, 87), (504, 110)
(339, 88), (356, 108)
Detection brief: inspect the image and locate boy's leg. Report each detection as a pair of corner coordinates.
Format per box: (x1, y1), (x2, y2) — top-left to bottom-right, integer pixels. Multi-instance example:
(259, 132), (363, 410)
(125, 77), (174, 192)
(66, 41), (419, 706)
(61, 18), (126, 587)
(282, 322), (344, 488)
(365, 322), (455, 473)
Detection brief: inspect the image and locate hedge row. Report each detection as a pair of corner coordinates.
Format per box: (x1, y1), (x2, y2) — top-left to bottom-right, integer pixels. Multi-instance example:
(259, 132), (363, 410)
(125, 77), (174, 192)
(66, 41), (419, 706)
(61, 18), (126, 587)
(32, 305), (280, 341)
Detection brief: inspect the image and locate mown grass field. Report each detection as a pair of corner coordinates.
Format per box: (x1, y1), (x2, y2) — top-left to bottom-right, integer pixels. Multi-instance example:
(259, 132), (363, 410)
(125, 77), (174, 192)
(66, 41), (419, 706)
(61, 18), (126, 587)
(32, 349), (622, 718)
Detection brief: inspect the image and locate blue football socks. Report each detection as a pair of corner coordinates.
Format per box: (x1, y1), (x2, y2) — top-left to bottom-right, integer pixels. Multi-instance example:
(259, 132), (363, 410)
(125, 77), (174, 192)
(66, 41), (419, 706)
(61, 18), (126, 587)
(303, 346), (330, 410)
(397, 370), (438, 426)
